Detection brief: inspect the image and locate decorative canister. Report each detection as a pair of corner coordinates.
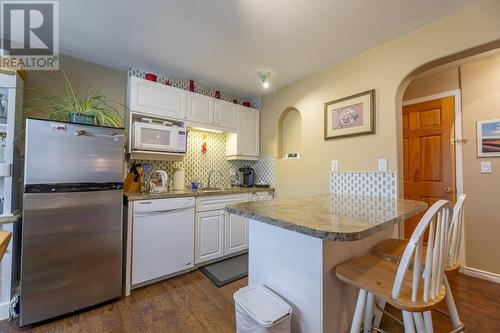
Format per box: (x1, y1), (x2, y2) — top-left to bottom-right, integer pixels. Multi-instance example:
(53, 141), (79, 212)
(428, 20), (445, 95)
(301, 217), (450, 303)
(172, 167), (186, 190)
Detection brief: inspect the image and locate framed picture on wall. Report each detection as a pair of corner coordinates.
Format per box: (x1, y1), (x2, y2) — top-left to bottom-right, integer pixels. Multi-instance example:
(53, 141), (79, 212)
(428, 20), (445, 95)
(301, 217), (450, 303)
(477, 118), (500, 157)
(324, 89), (375, 140)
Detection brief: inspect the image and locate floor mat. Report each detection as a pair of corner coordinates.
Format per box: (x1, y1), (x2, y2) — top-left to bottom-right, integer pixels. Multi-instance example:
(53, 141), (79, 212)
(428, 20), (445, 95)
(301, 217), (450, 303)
(199, 254), (248, 287)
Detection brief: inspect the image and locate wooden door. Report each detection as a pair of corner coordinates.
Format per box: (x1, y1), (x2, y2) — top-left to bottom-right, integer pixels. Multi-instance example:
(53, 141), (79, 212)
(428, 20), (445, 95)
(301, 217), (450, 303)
(403, 96), (455, 238)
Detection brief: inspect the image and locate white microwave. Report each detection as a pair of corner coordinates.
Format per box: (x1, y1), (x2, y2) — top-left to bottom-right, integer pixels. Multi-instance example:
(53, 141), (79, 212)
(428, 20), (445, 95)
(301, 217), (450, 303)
(133, 119), (187, 154)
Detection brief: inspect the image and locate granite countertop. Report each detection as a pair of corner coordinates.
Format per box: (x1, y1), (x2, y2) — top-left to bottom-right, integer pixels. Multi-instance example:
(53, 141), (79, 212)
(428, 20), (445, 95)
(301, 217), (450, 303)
(226, 194), (427, 241)
(0, 211), (22, 225)
(124, 186), (274, 201)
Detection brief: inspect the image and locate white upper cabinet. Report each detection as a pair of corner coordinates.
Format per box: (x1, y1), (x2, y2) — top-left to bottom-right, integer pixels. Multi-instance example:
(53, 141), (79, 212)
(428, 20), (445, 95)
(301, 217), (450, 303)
(239, 106), (260, 156)
(187, 92), (214, 124)
(128, 77), (187, 120)
(214, 99), (237, 131)
(226, 106), (260, 160)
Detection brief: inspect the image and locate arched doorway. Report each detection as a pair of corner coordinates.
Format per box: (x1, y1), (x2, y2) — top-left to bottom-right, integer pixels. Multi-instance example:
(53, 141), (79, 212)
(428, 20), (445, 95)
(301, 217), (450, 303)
(395, 45), (500, 278)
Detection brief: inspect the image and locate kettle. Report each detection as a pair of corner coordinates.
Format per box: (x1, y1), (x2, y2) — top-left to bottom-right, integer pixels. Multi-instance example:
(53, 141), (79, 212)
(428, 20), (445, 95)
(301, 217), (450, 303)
(150, 170), (169, 193)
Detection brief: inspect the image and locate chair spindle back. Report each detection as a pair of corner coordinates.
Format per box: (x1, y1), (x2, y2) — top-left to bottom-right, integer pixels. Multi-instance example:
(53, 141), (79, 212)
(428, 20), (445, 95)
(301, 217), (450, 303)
(447, 194), (467, 268)
(391, 200), (452, 303)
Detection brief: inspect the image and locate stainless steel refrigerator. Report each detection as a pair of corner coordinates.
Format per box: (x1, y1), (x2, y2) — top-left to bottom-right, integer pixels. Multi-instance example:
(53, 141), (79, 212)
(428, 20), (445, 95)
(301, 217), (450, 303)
(20, 118), (125, 326)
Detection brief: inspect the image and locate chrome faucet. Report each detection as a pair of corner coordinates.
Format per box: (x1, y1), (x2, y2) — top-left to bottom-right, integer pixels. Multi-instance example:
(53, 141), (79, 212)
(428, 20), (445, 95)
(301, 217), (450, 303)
(207, 169), (224, 189)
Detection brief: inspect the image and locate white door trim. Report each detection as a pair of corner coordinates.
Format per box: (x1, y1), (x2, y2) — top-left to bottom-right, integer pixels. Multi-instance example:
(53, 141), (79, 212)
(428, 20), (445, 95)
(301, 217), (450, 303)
(402, 89), (465, 266)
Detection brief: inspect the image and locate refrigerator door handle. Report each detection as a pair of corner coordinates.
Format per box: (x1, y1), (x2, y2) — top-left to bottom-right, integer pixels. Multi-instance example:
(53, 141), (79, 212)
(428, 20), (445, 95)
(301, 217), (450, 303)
(74, 130), (124, 138)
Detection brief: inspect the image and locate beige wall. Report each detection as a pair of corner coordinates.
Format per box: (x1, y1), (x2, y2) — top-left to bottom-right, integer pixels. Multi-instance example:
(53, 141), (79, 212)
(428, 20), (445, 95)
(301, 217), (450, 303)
(403, 68), (459, 101)
(24, 55), (127, 122)
(400, 53), (500, 275)
(461, 55), (500, 274)
(260, 1), (500, 273)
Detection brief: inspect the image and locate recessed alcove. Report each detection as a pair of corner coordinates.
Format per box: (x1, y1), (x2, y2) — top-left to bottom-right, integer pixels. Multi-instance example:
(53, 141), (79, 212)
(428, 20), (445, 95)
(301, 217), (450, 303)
(278, 107), (302, 159)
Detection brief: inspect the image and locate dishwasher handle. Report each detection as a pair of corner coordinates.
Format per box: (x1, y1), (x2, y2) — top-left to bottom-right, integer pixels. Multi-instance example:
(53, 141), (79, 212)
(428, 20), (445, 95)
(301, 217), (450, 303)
(134, 205), (195, 217)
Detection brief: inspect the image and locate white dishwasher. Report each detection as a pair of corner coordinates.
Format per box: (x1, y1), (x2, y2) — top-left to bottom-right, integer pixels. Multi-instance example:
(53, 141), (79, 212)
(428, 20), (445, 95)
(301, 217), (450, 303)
(132, 197), (195, 287)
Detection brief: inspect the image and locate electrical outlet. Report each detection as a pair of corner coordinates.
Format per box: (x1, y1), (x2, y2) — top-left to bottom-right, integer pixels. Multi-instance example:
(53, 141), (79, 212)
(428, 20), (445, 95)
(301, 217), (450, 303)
(481, 161), (492, 174)
(378, 159), (388, 171)
(331, 160), (339, 172)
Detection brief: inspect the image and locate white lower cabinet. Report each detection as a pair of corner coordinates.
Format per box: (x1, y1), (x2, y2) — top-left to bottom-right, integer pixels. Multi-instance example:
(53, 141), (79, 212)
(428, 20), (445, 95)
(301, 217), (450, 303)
(195, 210), (225, 264)
(195, 193), (249, 264)
(225, 212), (248, 255)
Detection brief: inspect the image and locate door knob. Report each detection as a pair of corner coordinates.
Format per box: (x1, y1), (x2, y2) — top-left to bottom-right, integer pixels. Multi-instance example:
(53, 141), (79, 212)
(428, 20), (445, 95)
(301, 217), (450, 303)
(443, 187), (453, 193)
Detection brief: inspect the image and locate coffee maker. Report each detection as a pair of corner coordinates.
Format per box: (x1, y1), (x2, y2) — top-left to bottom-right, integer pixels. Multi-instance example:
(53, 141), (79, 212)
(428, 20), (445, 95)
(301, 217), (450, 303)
(238, 166), (255, 187)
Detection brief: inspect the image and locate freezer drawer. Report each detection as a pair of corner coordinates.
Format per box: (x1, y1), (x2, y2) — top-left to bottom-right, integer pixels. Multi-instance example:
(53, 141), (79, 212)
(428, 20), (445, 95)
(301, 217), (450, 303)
(20, 190), (123, 326)
(24, 119), (124, 185)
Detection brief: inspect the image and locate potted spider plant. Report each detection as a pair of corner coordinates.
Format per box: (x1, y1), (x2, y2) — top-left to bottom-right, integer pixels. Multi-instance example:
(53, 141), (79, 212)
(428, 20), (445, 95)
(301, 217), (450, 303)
(24, 68), (124, 127)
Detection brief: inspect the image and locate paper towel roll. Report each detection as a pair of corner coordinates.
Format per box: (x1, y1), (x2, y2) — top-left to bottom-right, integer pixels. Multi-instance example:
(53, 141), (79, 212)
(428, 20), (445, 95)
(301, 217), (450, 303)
(172, 167), (185, 190)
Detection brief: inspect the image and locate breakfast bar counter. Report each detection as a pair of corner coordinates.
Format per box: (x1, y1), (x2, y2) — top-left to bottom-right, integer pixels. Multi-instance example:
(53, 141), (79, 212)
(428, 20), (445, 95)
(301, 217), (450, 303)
(226, 194), (427, 333)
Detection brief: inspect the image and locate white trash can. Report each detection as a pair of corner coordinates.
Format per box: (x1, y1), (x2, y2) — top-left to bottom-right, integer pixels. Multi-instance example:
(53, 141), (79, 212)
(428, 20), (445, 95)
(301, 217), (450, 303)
(234, 284), (292, 333)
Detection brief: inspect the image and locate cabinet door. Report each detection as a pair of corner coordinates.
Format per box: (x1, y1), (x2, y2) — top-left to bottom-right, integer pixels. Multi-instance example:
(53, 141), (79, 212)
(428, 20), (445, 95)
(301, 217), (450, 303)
(225, 212), (248, 255)
(129, 77), (187, 119)
(187, 92), (214, 124)
(238, 107), (260, 156)
(195, 210), (225, 264)
(214, 100), (237, 131)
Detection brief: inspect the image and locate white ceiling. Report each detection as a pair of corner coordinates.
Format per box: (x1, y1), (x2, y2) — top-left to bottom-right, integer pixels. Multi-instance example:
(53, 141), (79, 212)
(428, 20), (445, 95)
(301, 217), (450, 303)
(59, 0), (482, 97)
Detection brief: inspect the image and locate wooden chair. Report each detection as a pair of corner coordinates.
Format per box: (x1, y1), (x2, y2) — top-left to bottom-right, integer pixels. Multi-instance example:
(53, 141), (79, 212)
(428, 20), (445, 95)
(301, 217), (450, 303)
(336, 200), (452, 333)
(374, 194), (466, 331)
(0, 231), (12, 261)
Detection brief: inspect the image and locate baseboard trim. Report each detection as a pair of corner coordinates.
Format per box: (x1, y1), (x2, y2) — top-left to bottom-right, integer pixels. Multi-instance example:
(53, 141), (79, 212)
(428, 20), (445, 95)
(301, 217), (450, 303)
(0, 301), (9, 321)
(462, 266), (500, 283)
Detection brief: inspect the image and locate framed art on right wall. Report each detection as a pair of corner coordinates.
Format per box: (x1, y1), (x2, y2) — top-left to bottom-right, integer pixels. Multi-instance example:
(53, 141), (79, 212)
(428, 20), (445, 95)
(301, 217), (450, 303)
(477, 118), (500, 157)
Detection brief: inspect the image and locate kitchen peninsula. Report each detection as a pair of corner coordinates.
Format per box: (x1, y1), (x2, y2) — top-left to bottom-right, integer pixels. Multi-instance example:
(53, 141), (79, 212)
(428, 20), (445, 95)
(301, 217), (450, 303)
(226, 194), (427, 333)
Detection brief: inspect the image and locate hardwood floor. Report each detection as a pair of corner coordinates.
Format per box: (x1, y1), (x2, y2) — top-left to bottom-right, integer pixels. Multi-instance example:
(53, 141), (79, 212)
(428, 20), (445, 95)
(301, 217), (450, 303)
(0, 270), (246, 333)
(381, 270), (500, 332)
(0, 269), (498, 332)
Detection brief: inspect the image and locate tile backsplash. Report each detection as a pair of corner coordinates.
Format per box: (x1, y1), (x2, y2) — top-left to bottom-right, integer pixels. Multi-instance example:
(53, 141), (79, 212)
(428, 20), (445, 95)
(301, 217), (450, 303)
(128, 68), (261, 110)
(128, 128), (275, 188)
(330, 171), (397, 198)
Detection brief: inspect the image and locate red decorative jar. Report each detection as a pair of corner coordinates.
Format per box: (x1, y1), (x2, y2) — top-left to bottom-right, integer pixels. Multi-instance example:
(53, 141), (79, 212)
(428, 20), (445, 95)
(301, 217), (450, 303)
(243, 101), (251, 107)
(145, 73), (157, 82)
(189, 80), (195, 92)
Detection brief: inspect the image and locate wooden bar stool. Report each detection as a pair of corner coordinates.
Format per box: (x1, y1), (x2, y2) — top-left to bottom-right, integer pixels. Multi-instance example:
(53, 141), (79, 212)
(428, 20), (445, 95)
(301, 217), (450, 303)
(336, 200), (452, 333)
(0, 230), (12, 261)
(374, 195), (466, 331)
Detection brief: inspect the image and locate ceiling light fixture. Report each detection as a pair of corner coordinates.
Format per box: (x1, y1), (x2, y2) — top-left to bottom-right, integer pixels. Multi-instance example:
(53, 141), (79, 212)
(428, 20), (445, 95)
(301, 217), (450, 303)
(258, 71), (271, 89)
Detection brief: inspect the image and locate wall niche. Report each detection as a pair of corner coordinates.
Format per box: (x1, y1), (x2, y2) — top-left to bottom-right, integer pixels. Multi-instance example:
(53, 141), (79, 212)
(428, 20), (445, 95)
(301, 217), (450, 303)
(278, 107), (302, 159)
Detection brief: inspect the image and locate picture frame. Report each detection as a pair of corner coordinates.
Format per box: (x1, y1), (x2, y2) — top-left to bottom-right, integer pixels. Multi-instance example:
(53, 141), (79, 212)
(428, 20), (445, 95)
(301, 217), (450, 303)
(324, 89), (375, 140)
(477, 118), (500, 157)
